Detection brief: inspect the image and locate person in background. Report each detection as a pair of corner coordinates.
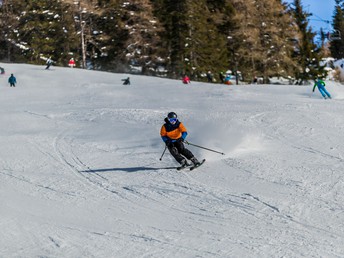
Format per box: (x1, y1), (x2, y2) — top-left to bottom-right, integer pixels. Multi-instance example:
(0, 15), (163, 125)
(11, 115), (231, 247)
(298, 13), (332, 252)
(224, 74), (232, 85)
(253, 76), (258, 84)
(313, 78), (331, 99)
(160, 112), (200, 168)
(8, 73), (17, 87)
(122, 77), (130, 85)
(219, 71), (225, 83)
(206, 71), (213, 82)
(182, 75), (190, 84)
(0, 67), (5, 74)
(45, 57), (53, 70)
(68, 58), (76, 68)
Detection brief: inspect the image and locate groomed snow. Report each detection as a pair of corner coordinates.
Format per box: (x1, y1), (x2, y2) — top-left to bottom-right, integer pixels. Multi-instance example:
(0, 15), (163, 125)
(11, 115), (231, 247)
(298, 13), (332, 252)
(1, 63), (344, 257)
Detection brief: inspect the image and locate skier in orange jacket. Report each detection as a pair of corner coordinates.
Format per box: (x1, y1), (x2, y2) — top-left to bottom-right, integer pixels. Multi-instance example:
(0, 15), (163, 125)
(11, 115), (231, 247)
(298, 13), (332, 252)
(160, 112), (200, 168)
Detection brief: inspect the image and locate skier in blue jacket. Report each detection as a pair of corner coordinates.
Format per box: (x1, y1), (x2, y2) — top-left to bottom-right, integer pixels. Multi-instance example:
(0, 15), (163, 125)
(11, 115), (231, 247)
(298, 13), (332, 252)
(313, 78), (331, 99)
(8, 74), (17, 87)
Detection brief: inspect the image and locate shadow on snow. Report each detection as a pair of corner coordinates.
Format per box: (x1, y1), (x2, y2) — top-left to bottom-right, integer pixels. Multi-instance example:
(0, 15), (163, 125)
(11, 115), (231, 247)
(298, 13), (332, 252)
(80, 166), (176, 173)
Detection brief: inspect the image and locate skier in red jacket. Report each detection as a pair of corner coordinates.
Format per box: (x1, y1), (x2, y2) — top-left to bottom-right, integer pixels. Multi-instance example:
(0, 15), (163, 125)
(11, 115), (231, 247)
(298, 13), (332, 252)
(182, 75), (190, 84)
(68, 58), (76, 68)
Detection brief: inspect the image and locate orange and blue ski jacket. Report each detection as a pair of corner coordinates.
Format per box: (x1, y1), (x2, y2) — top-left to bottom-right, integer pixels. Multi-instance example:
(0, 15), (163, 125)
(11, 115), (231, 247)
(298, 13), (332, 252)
(160, 118), (188, 142)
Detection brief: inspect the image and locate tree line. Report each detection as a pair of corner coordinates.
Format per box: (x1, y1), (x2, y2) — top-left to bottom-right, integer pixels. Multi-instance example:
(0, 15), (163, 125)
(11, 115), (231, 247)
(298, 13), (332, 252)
(0, 0), (342, 83)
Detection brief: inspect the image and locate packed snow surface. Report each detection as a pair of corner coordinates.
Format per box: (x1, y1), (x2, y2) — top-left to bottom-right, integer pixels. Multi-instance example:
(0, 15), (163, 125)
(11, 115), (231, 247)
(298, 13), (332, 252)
(1, 63), (344, 258)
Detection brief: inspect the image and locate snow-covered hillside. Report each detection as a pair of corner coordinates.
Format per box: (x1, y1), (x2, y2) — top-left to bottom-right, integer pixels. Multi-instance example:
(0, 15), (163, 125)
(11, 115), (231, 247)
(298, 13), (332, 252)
(1, 63), (344, 258)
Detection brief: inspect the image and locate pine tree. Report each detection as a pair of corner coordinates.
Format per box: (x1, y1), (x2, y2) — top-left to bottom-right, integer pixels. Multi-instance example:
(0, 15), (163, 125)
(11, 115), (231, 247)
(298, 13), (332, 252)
(112, 0), (166, 74)
(231, 0), (297, 83)
(72, 1), (99, 69)
(152, 0), (234, 79)
(4, 0), (79, 64)
(91, 0), (127, 71)
(207, 0), (236, 82)
(152, 0), (189, 77)
(290, 0), (324, 83)
(255, 0), (298, 82)
(0, 0), (19, 61)
(330, 0), (344, 59)
(182, 0), (230, 79)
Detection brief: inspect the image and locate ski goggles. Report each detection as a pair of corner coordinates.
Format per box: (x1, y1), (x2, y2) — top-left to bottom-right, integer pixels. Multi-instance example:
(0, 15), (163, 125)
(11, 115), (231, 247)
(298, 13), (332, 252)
(168, 117), (177, 123)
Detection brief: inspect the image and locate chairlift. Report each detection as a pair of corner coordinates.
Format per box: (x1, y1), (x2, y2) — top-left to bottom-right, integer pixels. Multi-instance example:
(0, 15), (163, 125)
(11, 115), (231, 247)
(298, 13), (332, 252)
(327, 30), (341, 41)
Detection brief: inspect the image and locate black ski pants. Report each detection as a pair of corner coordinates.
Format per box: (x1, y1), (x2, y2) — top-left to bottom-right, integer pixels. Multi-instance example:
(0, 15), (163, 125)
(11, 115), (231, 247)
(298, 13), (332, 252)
(167, 141), (194, 164)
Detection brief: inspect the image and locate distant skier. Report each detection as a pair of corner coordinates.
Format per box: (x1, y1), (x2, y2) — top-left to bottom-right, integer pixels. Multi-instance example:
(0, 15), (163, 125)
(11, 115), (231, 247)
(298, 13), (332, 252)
(224, 74), (232, 85)
(206, 71), (213, 82)
(160, 112), (201, 168)
(219, 72), (225, 83)
(68, 58), (76, 68)
(0, 67), (5, 74)
(122, 77), (130, 85)
(313, 78), (331, 99)
(8, 73), (17, 87)
(45, 57), (53, 70)
(182, 75), (190, 84)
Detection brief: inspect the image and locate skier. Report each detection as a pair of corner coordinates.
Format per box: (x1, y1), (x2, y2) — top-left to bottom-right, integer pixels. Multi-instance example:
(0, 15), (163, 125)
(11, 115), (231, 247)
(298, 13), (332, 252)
(160, 112), (201, 168)
(0, 67), (5, 74)
(206, 71), (213, 82)
(45, 57), (53, 70)
(68, 58), (76, 68)
(182, 75), (190, 84)
(313, 78), (331, 99)
(8, 73), (17, 87)
(219, 72), (225, 83)
(122, 77), (130, 85)
(224, 74), (232, 85)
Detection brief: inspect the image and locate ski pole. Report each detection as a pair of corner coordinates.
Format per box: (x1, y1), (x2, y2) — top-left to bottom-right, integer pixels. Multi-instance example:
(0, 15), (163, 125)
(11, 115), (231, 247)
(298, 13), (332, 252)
(159, 145), (167, 160)
(185, 140), (225, 155)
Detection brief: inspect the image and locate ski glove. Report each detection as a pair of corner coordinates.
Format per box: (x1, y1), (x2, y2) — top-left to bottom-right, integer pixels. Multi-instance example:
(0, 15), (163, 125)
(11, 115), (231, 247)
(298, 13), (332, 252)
(177, 137), (184, 142)
(165, 139), (173, 148)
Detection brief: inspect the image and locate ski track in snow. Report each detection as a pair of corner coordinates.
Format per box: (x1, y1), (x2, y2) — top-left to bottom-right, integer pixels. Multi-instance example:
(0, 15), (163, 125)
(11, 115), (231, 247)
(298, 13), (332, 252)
(1, 63), (344, 257)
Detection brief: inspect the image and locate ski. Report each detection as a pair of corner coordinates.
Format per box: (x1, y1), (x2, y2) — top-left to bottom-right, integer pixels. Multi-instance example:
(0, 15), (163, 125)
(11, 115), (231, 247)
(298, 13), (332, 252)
(190, 159), (206, 171)
(176, 163), (192, 171)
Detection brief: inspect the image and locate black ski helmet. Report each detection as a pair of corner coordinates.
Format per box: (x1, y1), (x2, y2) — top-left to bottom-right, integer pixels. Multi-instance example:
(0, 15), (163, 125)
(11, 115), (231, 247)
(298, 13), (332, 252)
(167, 112), (177, 119)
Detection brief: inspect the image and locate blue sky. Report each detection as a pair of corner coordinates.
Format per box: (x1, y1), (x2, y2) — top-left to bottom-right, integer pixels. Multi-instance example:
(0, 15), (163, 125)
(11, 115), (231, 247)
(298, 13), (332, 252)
(284, 0), (336, 32)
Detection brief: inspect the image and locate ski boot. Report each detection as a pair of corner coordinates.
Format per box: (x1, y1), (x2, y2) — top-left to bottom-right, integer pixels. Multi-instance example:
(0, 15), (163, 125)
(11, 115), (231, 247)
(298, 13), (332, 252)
(190, 157), (201, 166)
(177, 159), (189, 170)
(181, 159), (189, 167)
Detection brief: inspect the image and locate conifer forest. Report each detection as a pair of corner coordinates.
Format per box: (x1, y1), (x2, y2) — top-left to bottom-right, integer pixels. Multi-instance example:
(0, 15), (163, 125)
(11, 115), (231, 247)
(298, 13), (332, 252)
(1, 0), (343, 83)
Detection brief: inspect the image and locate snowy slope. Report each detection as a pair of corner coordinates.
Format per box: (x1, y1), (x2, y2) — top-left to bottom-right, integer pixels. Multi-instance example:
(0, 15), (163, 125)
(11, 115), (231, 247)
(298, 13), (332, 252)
(1, 63), (344, 258)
